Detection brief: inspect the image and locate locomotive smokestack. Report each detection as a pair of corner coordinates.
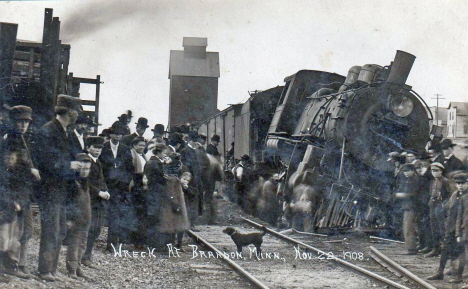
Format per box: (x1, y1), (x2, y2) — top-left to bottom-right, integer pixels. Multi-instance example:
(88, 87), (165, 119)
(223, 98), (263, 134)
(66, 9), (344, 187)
(387, 50), (416, 86)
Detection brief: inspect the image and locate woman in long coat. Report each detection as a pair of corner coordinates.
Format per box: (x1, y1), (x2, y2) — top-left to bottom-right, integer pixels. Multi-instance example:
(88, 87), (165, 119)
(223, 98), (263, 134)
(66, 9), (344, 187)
(158, 152), (189, 248)
(144, 142), (167, 248)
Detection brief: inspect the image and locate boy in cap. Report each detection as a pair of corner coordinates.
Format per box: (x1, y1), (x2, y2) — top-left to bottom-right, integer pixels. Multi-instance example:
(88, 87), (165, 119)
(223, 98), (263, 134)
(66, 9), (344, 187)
(455, 174), (468, 288)
(81, 137), (109, 268)
(0, 106), (38, 281)
(425, 162), (451, 257)
(394, 163), (420, 255)
(428, 173), (467, 282)
(66, 153), (93, 279)
(35, 95), (84, 281)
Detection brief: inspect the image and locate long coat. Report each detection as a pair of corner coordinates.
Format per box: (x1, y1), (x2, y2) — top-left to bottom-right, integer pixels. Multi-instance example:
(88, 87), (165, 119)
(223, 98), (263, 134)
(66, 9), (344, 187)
(69, 129), (86, 156)
(34, 119), (76, 203)
(394, 174), (420, 211)
(157, 174), (190, 233)
(456, 190), (468, 242)
(99, 142), (134, 192)
(145, 156), (166, 217)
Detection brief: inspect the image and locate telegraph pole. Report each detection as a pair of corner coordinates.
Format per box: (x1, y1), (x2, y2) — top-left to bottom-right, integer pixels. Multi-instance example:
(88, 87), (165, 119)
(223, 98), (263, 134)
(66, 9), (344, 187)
(431, 94), (445, 125)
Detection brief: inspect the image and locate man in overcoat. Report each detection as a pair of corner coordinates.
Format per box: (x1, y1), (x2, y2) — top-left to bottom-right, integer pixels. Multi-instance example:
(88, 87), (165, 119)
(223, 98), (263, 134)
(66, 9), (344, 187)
(99, 122), (134, 252)
(440, 139), (464, 176)
(455, 174), (468, 288)
(34, 95), (83, 282)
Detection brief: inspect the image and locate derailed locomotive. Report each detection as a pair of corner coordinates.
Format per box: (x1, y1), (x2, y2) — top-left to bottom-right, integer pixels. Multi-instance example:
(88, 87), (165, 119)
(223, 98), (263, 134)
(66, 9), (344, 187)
(197, 50), (432, 232)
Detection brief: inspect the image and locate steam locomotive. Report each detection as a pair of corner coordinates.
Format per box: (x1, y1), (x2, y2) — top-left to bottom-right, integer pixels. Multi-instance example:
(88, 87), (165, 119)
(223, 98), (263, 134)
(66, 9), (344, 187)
(197, 50), (432, 232)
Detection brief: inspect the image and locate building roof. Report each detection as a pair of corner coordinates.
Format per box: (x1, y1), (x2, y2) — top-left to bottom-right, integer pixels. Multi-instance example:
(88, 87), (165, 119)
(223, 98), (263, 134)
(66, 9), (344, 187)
(448, 102), (468, 116)
(169, 50), (220, 78)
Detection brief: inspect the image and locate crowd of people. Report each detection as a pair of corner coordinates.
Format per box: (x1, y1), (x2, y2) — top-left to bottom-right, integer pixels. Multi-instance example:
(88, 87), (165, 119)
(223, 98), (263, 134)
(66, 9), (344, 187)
(0, 95), (223, 283)
(389, 138), (468, 286)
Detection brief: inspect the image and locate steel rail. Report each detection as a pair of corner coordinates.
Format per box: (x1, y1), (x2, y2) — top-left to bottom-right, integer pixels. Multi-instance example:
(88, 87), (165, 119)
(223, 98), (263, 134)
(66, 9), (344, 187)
(187, 230), (270, 289)
(241, 217), (410, 289)
(369, 246), (437, 289)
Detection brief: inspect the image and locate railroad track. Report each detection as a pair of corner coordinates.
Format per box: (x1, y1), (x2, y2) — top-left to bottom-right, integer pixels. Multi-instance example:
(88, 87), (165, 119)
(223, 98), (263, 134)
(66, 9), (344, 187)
(188, 220), (416, 289)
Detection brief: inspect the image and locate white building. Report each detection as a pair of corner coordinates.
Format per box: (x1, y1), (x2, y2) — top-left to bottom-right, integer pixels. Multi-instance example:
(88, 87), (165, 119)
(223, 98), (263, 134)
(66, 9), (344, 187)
(447, 102), (468, 138)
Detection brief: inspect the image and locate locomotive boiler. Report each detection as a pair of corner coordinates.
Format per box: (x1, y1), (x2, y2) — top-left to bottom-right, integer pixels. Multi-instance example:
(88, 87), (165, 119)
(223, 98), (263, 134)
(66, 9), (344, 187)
(266, 51), (432, 232)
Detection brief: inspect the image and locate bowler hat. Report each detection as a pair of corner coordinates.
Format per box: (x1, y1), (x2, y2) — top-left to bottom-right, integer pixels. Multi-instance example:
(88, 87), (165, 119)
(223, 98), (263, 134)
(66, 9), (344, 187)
(453, 173), (468, 183)
(55, 94), (82, 113)
(430, 162), (445, 170)
(118, 114), (128, 122)
(99, 129), (111, 138)
(110, 121), (127, 135)
(75, 153), (91, 162)
(9, 105), (32, 121)
(188, 131), (199, 141)
(151, 124), (166, 136)
(211, 134), (221, 142)
(440, 139), (456, 149)
(135, 117), (149, 128)
(86, 136), (105, 148)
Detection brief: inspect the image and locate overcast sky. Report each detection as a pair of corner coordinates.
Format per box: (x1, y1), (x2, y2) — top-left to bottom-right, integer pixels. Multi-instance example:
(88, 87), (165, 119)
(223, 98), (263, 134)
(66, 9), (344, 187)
(1, 0), (467, 135)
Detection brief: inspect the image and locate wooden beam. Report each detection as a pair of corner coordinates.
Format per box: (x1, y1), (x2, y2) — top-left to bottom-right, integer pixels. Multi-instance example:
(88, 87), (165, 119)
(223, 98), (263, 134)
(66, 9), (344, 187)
(40, 8), (54, 117)
(95, 75), (100, 132)
(0, 22), (18, 105)
(72, 77), (99, 84)
(81, 100), (96, 106)
(51, 17), (61, 107)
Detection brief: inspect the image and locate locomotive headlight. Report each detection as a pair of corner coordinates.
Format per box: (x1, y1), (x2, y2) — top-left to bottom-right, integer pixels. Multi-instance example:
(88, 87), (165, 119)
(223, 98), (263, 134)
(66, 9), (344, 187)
(389, 94), (413, 117)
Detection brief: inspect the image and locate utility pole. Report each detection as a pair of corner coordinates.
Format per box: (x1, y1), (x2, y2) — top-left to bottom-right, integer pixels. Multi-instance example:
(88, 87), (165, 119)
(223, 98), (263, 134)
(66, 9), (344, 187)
(431, 94), (445, 125)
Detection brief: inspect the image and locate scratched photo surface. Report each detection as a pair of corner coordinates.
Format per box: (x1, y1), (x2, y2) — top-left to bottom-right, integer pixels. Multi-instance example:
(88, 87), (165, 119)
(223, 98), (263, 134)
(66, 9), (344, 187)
(0, 1), (467, 288)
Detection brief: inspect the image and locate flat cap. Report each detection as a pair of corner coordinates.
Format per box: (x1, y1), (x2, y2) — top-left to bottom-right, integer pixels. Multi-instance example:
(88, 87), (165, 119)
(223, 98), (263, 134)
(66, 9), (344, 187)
(453, 173), (468, 183)
(9, 105), (32, 121)
(75, 153), (91, 162)
(430, 162), (445, 170)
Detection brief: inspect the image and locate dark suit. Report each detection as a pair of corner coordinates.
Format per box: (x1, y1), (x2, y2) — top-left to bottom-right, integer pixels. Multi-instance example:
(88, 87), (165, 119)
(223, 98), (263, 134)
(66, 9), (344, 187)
(206, 143), (220, 157)
(98, 141), (133, 247)
(34, 118), (75, 274)
(82, 156), (108, 261)
(144, 156), (166, 247)
(69, 129), (86, 157)
(429, 176), (451, 250)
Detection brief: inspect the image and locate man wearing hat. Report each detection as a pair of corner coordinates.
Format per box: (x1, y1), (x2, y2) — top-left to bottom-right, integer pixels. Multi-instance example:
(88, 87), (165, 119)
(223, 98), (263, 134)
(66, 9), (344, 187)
(394, 163), (420, 255)
(168, 133), (183, 153)
(150, 124), (167, 144)
(117, 113), (131, 136)
(440, 139), (464, 176)
(69, 114), (95, 156)
(0, 105), (38, 281)
(99, 121), (134, 252)
(455, 174), (468, 287)
(34, 95), (84, 281)
(120, 117), (149, 147)
(81, 137), (109, 269)
(180, 131), (202, 230)
(425, 162), (451, 258)
(195, 134), (210, 217)
(428, 173), (468, 283)
(206, 135), (221, 159)
(232, 155), (253, 210)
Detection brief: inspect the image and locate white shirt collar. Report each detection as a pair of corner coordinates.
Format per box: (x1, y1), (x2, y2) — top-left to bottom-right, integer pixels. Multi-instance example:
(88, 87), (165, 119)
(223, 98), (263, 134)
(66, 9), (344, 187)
(188, 143), (196, 150)
(88, 153), (98, 163)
